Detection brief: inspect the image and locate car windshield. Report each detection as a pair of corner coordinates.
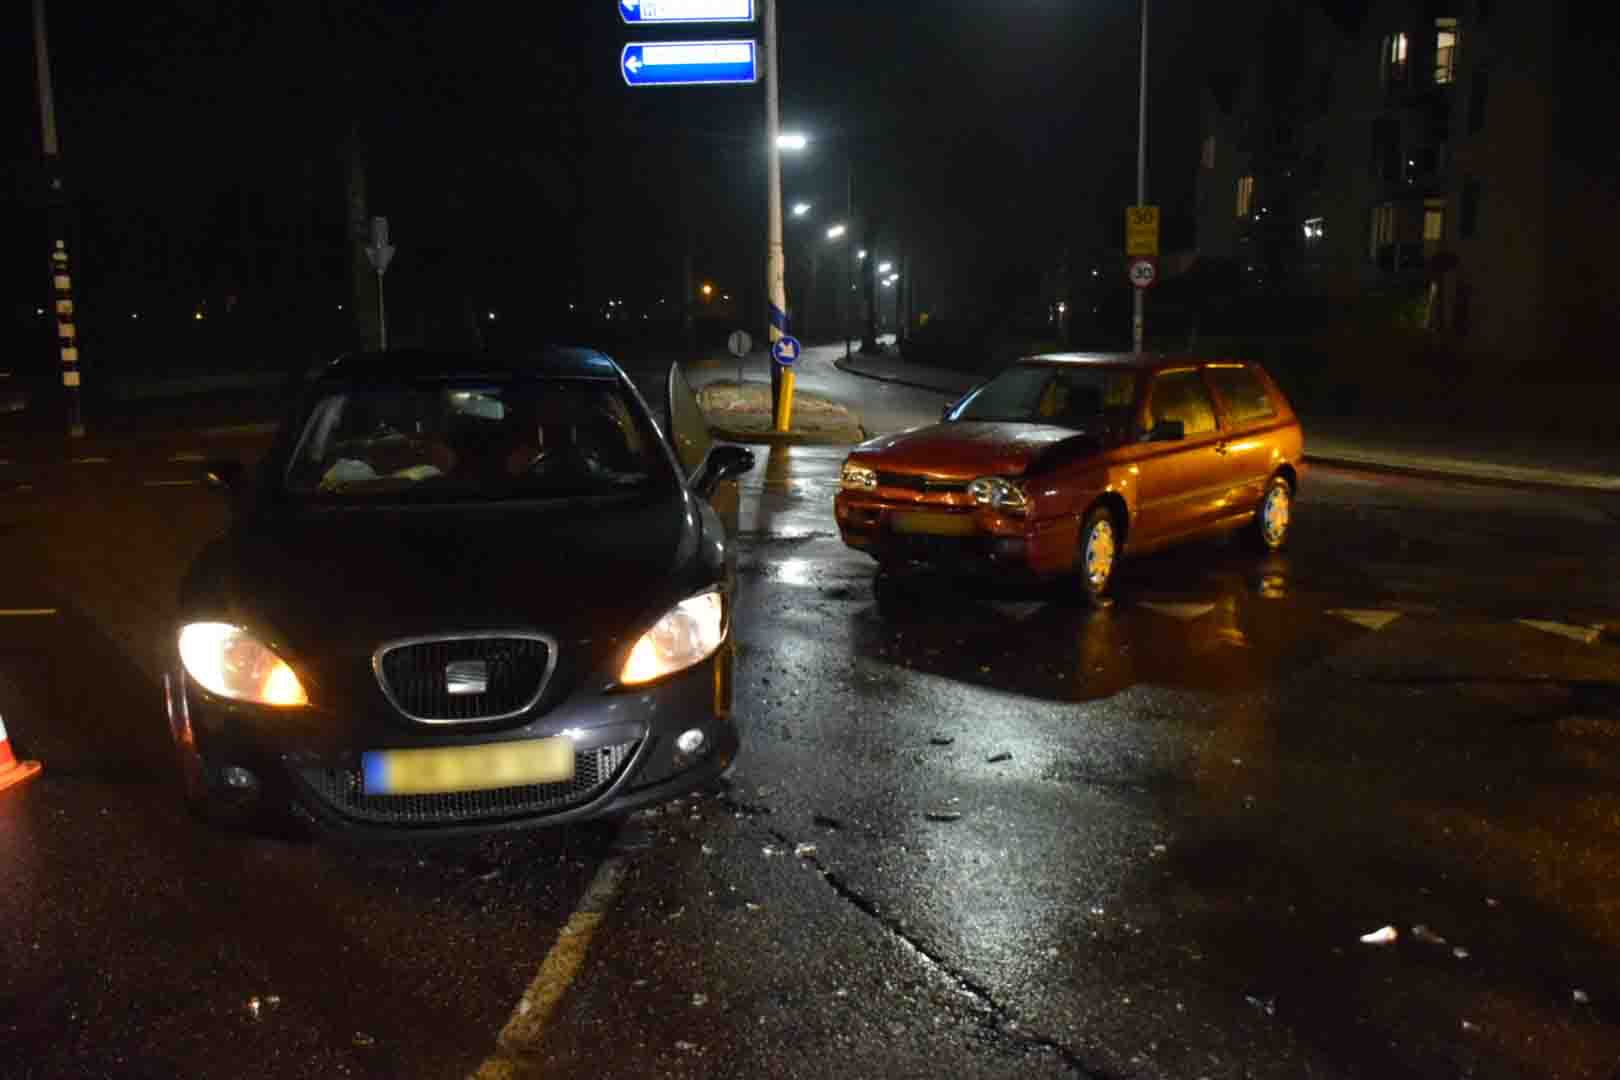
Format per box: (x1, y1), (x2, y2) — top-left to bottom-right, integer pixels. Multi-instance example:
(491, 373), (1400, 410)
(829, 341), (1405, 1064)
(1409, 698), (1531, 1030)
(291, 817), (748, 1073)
(283, 378), (673, 502)
(953, 365), (1139, 430)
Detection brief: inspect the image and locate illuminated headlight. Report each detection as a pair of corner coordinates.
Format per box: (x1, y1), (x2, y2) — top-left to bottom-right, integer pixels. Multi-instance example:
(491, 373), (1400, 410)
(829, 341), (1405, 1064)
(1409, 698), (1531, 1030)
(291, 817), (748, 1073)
(840, 462), (878, 490)
(967, 476), (1028, 512)
(178, 622), (309, 707)
(620, 590), (727, 687)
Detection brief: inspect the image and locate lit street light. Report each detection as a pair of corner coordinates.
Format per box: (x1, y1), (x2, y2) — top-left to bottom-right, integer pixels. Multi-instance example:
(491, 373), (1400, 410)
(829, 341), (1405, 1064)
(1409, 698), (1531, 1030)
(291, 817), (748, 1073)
(857, 250), (867, 260)
(792, 202), (812, 217)
(826, 224), (846, 240)
(877, 261), (893, 274)
(777, 132), (807, 151)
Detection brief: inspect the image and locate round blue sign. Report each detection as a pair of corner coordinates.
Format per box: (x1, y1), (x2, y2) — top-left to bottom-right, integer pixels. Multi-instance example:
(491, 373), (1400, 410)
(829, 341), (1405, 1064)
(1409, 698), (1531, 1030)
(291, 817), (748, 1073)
(771, 335), (802, 367)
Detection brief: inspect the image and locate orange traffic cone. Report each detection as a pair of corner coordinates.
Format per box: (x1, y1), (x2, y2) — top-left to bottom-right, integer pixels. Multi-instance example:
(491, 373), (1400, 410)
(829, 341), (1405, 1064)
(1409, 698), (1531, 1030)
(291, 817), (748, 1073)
(0, 714), (42, 792)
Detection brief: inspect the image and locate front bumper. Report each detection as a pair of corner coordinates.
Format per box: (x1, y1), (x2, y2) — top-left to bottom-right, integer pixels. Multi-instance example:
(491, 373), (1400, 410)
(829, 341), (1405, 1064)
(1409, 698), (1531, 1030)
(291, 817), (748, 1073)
(834, 492), (1075, 577)
(166, 646), (739, 837)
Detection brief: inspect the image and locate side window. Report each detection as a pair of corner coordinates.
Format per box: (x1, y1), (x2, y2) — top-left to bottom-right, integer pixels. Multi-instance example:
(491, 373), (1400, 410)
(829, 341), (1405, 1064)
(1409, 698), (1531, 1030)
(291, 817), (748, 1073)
(1147, 370), (1218, 438)
(1205, 365), (1278, 425)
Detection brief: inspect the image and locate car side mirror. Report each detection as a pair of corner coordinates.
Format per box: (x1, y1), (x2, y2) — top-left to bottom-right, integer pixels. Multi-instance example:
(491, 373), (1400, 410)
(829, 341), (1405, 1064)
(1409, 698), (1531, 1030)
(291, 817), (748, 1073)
(203, 459), (246, 492)
(693, 444), (755, 498)
(1144, 419), (1185, 443)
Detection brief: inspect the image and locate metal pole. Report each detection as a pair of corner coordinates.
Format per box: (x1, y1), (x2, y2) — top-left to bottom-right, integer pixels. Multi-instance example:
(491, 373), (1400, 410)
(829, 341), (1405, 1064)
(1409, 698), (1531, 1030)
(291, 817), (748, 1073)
(845, 149), (854, 360)
(34, 0), (83, 437)
(376, 270), (388, 351)
(1132, 0), (1149, 354)
(764, 0), (792, 431)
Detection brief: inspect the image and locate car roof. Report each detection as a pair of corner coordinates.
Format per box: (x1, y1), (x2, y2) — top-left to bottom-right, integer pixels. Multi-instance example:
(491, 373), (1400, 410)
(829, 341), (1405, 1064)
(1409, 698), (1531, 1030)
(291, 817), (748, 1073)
(314, 347), (624, 383)
(1020, 352), (1255, 372)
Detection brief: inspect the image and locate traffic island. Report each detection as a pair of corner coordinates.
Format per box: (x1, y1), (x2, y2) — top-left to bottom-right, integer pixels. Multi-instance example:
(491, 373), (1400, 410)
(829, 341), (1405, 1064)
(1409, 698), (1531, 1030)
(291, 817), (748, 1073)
(698, 381), (865, 445)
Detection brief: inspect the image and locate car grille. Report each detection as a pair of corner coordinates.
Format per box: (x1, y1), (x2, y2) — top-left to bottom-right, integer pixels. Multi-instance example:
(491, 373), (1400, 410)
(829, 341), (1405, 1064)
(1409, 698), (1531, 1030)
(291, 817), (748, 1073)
(298, 740), (640, 826)
(375, 635), (553, 723)
(876, 471), (970, 493)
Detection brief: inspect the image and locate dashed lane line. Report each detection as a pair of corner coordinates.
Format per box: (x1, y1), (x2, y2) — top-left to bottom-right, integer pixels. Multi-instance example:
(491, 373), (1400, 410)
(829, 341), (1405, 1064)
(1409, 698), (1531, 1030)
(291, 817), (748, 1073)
(143, 479), (199, 488)
(1518, 619), (1603, 646)
(474, 854), (630, 1079)
(168, 452), (208, 463)
(1328, 609), (1404, 632)
(69, 456), (111, 465)
(0, 609), (57, 617)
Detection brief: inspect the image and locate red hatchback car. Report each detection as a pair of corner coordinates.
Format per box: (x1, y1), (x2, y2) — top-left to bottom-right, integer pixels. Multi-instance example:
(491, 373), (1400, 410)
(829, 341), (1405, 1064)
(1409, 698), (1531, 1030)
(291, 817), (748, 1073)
(834, 353), (1305, 600)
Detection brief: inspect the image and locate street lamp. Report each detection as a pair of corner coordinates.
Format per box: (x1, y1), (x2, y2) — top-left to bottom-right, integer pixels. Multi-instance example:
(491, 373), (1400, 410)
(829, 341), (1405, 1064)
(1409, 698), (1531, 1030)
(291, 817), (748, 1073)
(792, 202), (812, 217)
(877, 261), (893, 275)
(778, 132), (808, 151)
(826, 224), (846, 240)
(857, 250), (867, 260)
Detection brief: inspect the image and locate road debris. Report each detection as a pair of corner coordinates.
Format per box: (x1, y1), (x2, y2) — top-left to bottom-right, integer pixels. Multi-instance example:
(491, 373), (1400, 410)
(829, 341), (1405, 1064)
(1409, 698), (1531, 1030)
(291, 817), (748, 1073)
(794, 843), (818, 858)
(1245, 994), (1277, 1017)
(987, 752), (1012, 763)
(691, 993), (709, 1007)
(1573, 989), (1591, 1004)
(1453, 946), (1471, 960)
(1359, 925), (1399, 946)
(929, 736), (955, 746)
(1411, 924), (1448, 946)
(924, 810), (963, 822)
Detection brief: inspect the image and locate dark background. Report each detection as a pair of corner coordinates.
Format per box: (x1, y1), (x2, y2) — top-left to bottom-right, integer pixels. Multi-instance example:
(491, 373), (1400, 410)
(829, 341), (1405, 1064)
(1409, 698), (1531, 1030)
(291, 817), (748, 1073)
(2, 1), (1251, 374)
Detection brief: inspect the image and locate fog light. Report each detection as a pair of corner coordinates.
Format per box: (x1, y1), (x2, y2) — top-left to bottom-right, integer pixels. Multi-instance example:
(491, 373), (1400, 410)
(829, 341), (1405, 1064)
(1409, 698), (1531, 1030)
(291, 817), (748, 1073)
(222, 766), (257, 791)
(676, 728), (707, 756)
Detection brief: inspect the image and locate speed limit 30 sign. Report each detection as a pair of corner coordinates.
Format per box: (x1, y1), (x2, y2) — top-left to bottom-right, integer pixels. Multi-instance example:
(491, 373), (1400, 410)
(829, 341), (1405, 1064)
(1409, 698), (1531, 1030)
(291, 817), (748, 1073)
(1128, 257), (1158, 290)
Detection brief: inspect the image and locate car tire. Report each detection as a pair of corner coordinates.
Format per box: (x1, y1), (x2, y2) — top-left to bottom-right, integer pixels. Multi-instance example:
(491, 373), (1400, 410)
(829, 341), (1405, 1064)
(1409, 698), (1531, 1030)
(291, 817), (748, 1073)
(1247, 475), (1293, 552)
(1076, 505), (1120, 602)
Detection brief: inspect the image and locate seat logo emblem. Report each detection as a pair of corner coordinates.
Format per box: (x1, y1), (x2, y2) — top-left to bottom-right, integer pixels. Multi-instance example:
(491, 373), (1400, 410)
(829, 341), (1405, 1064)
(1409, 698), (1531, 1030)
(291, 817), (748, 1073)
(445, 660), (489, 696)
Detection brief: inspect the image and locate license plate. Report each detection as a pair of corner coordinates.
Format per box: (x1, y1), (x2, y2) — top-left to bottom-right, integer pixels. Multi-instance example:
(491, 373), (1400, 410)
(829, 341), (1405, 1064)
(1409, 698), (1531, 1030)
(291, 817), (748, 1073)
(362, 738), (575, 795)
(891, 511), (977, 537)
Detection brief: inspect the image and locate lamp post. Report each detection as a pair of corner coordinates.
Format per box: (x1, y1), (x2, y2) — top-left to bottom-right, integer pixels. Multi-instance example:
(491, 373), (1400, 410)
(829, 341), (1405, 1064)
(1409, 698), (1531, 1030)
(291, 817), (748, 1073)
(763, 0), (793, 431)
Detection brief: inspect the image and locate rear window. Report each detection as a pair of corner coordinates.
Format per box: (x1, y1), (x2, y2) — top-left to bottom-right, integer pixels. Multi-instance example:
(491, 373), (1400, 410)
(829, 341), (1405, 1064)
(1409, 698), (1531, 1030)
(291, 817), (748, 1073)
(284, 378), (673, 502)
(1205, 365), (1278, 425)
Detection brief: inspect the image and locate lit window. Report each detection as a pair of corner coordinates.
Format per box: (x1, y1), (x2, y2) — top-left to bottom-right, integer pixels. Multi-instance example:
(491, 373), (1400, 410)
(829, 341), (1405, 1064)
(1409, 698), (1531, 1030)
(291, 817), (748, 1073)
(1202, 135), (1216, 170)
(1423, 198), (1447, 248)
(1302, 217), (1326, 247)
(1370, 203), (1396, 258)
(1236, 175), (1255, 218)
(1435, 18), (1459, 84)
(1382, 32), (1409, 86)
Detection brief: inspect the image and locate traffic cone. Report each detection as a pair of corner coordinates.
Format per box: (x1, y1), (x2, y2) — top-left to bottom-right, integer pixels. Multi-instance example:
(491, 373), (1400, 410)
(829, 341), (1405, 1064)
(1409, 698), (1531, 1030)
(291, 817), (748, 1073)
(0, 714), (42, 792)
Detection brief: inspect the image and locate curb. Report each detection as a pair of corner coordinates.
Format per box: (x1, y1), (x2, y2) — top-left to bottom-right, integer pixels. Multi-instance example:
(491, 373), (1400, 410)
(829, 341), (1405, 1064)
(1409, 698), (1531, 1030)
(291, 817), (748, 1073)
(1304, 452), (1620, 497)
(831, 356), (969, 397)
(708, 424), (867, 448)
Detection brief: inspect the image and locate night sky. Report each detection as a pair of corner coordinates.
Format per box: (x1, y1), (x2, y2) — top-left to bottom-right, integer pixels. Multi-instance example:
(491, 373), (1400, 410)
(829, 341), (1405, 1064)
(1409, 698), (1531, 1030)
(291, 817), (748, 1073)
(3, 1), (1255, 367)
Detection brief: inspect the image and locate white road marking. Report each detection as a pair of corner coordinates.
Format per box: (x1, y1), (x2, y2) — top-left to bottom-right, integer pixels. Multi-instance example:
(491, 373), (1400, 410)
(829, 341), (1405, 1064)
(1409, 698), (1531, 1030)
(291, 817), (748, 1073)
(168, 452), (208, 463)
(143, 479), (199, 488)
(70, 456), (110, 465)
(1139, 601), (1216, 620)
(476, 854), (630, 1077)
(1517, 619), (1602, 646)
(1328, 609), (1404, 632)
(0, 609), (57, 617)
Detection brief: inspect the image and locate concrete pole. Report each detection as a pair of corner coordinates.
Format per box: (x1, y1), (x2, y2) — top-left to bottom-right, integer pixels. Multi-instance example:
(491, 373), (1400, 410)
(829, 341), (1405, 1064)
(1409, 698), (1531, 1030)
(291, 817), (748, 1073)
(1132, 0), (1149, 354)
(764, 0), (791, 429)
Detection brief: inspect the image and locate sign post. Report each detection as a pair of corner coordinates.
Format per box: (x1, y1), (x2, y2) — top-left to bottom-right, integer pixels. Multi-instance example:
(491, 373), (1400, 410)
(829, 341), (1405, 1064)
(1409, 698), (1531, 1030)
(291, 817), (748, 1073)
(363, 216), (396, 351)
(621, 41), (759, 86)
(728, 329), (752, 388)
(1128, 257), (1158, 290)
(771, 334), (801, 432)
(619, 0), (755, 23)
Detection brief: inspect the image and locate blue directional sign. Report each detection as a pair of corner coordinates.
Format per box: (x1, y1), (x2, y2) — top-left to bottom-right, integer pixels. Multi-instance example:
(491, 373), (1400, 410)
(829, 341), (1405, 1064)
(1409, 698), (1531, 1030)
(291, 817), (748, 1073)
(771, 335), (802, 368)
(621, 41), (759, 87)
(619, 0), (755, 24)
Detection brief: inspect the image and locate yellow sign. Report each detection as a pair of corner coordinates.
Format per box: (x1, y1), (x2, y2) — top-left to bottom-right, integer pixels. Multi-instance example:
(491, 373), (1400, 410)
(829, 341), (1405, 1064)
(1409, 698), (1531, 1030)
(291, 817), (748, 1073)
(1126, 205), (1160, 256)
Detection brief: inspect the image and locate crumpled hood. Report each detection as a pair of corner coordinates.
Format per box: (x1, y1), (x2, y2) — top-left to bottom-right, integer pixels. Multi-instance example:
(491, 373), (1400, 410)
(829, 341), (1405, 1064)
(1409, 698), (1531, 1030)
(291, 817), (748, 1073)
(850, 421), (1103, 478)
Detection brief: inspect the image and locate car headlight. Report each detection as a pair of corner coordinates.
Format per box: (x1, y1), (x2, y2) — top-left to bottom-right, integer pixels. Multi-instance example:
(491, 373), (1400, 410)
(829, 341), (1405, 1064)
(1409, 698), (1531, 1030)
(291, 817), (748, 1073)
(841, 462), (878, 491)
(178, 622), (309, 707)
(967, 476), (1028, 512)
(620, 590), (727, 687)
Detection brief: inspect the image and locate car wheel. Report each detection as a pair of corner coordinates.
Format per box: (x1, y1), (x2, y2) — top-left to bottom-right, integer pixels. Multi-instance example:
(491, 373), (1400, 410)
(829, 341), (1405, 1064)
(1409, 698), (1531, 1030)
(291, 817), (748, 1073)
(1077, 505), (1119, 602)
(1248, 476), (1293, 552)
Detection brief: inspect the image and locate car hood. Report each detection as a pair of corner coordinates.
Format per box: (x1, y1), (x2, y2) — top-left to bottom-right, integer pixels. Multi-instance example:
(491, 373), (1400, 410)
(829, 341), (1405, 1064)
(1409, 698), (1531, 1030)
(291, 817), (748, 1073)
(187, 490), (705, 655)
(851, 421), (1103, 478)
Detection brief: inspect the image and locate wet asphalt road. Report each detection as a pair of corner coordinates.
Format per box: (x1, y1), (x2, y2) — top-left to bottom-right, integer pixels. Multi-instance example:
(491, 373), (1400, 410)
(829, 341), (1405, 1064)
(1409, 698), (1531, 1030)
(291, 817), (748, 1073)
(2, 349), (1619, 1078)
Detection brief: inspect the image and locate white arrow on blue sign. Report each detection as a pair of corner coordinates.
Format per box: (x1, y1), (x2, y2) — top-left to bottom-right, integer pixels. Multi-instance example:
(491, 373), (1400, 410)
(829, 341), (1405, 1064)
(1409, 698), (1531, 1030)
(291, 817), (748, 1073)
(622, 41), (759, 87)
(771, 335), (802, 367)
(619, 0), (755, 24)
